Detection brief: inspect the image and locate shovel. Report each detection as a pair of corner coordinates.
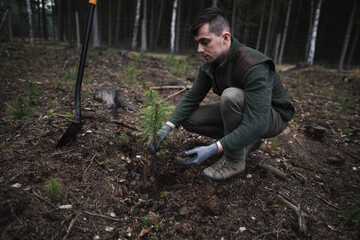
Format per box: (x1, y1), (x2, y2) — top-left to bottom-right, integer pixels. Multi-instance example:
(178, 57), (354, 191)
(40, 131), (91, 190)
(56, 0), (97, 148)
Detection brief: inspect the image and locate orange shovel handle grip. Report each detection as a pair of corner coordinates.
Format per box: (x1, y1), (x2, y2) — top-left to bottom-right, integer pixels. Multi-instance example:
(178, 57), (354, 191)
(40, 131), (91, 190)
(89, 0), (97, 5)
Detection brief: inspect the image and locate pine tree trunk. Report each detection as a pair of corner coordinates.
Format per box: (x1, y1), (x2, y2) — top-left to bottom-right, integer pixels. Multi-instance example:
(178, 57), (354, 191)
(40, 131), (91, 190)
(306, 0), (322, 66)
(278, 0), (292, 64)
(108, 0), (112, 46)
(338, 0), (357, 71)
(115, 0), (121, 48)
(175, 0), (182, 53)
(256, 0), (266, 50)
(141, 0), (147, 52)
(346, 29), (359, 68)
(26, 0), (34, 46)
(170, 0), (178, 54)
(305, 0), (315, 63)
(132, 0), (141, 51)
(264, 0), (274, 56)
(8, 0), (13, 42)
(41, 0), (48, 40)
(231, 1), (236, 37)
(154, 0), (164, 48)
(92, 6), (100, 48)
(75, 11), (80, 48)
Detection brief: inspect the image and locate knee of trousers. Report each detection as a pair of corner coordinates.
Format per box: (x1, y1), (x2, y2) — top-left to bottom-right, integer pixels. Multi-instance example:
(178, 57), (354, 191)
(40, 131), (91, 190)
(182, 116), (199, 133)
(220, 87), (245, 111)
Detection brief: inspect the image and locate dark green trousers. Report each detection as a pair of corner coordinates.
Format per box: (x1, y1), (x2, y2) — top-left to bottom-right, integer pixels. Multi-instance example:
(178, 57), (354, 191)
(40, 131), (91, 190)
(182, 87), (288, 140)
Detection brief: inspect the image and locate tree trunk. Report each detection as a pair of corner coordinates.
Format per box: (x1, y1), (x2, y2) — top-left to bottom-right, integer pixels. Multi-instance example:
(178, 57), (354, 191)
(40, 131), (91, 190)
(170, 0), (178, 54)
(8, 0), (13, 42)
(305, 0), (315, 62)
(346, 29), (359, 68)
(278, 0), (292, 64)
(41, 0), (48, 40)
(26, 0), (34, 46)
(338, 0), (357, 71)
(306, 0), (322, 66)
(289, 0), (302, 55)
(154, 0), (164, 48)
(108, 0), (112, 46)
(141, 0), (147, 52)
(132, 0), (141, 51)
(115, 0), (121, 48)
(92, 6), (100, 48)
(75, 11), (80, 48)
(175, 0), (181, 53)
(256, 0), (266, 50)
(94, 85), (138, 117)
(58, 0), (64, 41)
(231, 1), (236, 37)
(15, 0), (24, 41)
(51, 0), (56, 40)
(264, 0), (273, 56)
(36, 0), (41, 38)
(274, 33), (281, 64)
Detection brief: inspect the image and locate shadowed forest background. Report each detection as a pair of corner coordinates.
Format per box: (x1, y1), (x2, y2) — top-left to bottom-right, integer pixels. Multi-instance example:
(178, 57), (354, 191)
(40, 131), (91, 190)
(1, 0), (360, 68)
(1, 0), (360, 239)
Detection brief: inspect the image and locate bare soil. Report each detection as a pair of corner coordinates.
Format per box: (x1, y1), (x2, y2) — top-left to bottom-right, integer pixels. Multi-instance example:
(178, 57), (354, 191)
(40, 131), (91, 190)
(1, 43), (359, 240)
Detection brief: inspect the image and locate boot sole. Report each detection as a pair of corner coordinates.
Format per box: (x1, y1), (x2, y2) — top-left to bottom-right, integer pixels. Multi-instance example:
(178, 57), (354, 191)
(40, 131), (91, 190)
(201, 169), (245, 181)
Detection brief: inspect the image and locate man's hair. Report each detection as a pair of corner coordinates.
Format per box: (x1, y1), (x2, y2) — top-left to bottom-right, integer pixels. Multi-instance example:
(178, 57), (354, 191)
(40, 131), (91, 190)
(190, 7), (230, 36)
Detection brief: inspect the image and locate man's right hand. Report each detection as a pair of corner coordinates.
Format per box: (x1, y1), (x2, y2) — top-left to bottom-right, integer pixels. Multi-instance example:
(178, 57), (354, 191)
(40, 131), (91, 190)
(148, 124), (172, 153)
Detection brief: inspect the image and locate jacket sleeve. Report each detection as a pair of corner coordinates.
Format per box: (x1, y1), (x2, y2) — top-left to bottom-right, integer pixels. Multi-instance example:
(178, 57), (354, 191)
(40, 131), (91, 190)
(219, 63), (273, 152)
(168, 68), (212, 127)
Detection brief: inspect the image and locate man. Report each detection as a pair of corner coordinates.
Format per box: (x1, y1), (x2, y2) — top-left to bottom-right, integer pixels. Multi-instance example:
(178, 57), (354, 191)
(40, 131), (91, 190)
(149, 7), (295, 181)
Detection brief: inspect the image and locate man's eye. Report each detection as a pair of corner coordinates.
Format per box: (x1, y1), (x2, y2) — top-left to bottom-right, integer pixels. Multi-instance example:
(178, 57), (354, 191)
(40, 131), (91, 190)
(201, 40), (210, 46)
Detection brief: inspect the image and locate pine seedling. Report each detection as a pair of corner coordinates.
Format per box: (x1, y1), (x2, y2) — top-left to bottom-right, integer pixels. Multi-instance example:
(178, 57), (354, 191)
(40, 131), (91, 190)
(9, 95), (32, 120)
(44, 178), (61, 200)
(137, 90), (172, 144)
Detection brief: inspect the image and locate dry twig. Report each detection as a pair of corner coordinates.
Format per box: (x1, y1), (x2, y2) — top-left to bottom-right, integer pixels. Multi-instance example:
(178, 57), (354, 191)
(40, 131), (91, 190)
(276, 192), (307, 234)
(258, 162), (288, 180)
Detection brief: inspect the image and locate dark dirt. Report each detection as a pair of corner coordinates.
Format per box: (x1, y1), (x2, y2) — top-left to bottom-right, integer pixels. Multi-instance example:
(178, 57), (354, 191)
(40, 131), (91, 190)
(1, 42), (359, 240)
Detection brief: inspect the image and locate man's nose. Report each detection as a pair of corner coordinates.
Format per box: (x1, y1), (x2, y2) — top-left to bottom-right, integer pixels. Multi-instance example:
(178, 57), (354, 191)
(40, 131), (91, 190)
(197, 44), (204, 53)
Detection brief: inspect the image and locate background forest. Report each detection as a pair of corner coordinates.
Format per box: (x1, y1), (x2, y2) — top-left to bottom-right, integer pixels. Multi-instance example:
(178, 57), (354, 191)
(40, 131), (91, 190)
(1, 0), (360, 69)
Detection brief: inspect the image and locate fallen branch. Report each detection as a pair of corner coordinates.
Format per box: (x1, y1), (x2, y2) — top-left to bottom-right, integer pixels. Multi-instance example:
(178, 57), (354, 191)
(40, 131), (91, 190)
(292, 134), (302, 146)
(32, 189), (58, 209)
(150, 85), (192, 90)
(84, 210), (125, 222)
(63, 211), (81, 240)
(258, 162), (288, 180)
(110, 120), (138, 131)
(164, 86), (190, 100)
(276, 192), (307, 234)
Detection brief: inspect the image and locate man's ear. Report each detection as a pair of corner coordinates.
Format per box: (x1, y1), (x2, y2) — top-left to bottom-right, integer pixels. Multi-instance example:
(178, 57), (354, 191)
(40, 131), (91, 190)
(223, 32), (231, 44)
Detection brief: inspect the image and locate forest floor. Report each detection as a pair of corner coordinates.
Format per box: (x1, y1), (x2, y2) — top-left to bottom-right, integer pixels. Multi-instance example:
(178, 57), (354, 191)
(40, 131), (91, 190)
(1, 42), (360, 240)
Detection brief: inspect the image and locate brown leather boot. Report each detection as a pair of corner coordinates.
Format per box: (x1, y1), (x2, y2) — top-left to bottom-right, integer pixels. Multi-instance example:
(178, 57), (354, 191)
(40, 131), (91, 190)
(202, 139), (262, 181)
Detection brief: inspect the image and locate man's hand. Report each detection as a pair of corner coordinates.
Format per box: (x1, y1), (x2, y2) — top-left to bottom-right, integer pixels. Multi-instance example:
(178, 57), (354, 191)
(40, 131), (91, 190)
(148, 124), (172, 153)
(183, 143), (219, 165)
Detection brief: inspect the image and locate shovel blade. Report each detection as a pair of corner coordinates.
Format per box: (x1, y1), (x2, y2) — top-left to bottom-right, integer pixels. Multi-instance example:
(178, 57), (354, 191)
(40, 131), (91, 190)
(56, 122), (82, 148)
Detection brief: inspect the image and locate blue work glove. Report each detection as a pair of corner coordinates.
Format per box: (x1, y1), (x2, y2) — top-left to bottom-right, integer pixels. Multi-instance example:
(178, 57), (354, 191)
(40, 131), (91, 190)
(148, 124), (172, 153)
(183, 143), (219, 165)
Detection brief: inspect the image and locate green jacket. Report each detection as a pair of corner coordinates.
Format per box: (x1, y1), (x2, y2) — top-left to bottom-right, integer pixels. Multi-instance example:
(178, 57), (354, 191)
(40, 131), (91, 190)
(168, 37), (295, 152)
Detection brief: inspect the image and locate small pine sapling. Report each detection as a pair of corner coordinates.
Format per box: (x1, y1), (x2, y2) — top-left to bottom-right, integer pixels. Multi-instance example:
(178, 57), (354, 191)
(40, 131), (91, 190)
(137, 90), (172, 145)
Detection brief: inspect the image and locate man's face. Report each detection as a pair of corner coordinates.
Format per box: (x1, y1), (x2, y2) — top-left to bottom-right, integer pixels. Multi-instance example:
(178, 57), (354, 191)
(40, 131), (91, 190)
(194, 23), (230, 64)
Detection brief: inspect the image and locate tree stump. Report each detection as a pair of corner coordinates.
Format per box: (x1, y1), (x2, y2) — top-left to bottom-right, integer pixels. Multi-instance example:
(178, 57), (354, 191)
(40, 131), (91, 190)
(94, 85), (137, 117)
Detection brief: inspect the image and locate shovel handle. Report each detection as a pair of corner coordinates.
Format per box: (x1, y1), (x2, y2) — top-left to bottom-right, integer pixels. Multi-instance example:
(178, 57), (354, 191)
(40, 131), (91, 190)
(75, 1), (96, 123)
(89, 0), (97, 5)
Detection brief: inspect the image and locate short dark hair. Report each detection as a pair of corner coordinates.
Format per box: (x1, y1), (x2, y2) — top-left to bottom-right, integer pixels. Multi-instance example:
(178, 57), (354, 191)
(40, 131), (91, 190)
(190, 7), (230, 36)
